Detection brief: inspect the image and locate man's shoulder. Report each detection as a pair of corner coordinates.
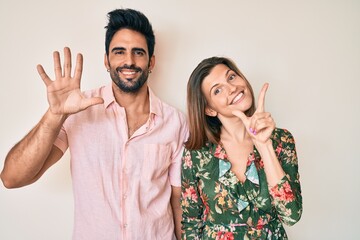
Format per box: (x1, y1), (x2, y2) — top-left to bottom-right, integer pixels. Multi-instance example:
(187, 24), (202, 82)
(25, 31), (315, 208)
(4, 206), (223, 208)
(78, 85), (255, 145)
(160, 100), (184, 113)
(159, 101), (186, 121)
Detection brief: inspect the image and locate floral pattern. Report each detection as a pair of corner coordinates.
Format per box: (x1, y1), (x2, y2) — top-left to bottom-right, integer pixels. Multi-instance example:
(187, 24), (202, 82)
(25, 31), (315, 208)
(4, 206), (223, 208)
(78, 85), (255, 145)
(181, 128), (302, 239)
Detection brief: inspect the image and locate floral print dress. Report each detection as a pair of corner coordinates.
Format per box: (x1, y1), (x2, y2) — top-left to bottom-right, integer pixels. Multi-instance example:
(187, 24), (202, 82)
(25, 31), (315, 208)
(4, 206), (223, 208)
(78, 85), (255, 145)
(181, 128), (302, 240)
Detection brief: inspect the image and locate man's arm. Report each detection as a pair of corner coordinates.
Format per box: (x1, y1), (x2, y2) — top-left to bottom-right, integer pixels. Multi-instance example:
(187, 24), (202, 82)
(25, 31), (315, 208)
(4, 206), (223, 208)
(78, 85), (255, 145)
(170, 186), (182, 240)
(1, 47), (103, 188)
(1, 110), (66, 188)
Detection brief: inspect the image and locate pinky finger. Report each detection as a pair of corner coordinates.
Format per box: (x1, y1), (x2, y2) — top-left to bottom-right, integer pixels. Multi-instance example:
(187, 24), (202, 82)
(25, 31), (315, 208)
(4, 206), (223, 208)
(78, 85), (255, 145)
(37, 64), (52, 86)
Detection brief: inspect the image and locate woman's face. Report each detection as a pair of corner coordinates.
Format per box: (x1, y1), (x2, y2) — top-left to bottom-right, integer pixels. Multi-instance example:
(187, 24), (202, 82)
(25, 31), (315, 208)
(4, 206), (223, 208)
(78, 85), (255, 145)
(201, 64), (253, 118)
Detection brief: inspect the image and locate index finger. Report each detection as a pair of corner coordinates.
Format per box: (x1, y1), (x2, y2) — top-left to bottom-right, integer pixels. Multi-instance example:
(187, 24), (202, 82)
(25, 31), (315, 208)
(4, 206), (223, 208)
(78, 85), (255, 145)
(256, 83), (269, 112)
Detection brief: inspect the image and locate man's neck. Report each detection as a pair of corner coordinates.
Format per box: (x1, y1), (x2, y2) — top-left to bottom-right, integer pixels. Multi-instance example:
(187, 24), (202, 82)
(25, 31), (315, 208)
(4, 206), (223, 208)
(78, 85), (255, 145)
(112, 82), (150, 113)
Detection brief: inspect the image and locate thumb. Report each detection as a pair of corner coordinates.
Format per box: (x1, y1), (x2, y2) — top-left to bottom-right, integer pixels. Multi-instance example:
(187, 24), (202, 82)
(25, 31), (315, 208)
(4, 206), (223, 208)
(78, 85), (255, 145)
(232, 110), (247, 123)
(81, 97), (104, 110)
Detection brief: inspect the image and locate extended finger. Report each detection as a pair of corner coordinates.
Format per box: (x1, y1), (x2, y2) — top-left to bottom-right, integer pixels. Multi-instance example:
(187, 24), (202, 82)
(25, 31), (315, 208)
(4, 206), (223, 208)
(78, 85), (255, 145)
(63, 47), (72, 77)
(53, 50), (62, 79)
(37, 64), (52, 86)
(256, 83), (269, 113)
(73, 53), (83, 85)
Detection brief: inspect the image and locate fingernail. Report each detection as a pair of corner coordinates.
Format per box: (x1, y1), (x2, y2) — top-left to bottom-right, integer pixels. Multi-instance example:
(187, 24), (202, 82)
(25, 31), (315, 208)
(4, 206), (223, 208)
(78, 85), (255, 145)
(253, 130), (257, 135)
(249, 127), (253, 133)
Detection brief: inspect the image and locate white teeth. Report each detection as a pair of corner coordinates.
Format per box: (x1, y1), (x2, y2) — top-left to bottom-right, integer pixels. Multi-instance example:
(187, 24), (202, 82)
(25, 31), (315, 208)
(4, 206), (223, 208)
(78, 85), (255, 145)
(120, 70), (137, 76)
(232, 92), (243, 104)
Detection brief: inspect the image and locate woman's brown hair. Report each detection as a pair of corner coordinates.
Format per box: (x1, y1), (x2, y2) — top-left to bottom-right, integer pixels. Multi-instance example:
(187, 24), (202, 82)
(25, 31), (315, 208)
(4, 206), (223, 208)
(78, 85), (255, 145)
(185, 57), (256, 150)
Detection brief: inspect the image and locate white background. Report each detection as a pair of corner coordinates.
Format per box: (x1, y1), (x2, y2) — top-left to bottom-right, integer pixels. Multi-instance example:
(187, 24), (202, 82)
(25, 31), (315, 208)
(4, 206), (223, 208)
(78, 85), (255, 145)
(0, 0), (359, 239)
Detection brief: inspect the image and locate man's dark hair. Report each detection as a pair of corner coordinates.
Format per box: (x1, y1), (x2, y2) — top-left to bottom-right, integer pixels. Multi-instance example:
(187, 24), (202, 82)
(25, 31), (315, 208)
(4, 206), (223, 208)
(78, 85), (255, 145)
(105, 8), (155, 58)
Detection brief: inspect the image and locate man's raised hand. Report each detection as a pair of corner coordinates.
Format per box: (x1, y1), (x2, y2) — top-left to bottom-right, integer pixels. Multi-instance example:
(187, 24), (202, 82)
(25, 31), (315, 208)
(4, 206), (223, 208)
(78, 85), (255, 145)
(37, 47), (104, 115)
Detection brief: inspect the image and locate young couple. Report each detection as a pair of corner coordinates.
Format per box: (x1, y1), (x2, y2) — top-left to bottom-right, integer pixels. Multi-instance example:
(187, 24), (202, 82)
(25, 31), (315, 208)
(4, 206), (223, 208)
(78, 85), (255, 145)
(1, 8), (302, 240)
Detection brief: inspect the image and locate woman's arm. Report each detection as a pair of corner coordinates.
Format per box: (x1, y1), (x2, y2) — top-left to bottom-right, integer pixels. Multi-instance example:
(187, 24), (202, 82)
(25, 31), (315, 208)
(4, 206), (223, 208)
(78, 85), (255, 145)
(268, 129), (302, 226)
(181, 149), (203, 239)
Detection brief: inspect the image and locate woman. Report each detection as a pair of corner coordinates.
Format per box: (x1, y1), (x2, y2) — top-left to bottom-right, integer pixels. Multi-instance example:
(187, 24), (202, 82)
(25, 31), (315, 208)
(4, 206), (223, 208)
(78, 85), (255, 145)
(181, 57), (302, 239)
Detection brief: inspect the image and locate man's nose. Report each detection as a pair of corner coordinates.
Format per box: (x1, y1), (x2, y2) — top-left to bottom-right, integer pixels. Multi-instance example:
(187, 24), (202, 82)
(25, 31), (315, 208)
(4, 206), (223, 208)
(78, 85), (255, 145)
(124, 53), (135, 66)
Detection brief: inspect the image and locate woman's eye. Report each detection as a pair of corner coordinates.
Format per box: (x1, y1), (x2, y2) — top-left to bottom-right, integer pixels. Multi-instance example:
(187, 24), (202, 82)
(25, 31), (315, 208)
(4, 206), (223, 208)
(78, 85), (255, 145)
(229, 74), (236, 80)
(214, 88), (221, 95)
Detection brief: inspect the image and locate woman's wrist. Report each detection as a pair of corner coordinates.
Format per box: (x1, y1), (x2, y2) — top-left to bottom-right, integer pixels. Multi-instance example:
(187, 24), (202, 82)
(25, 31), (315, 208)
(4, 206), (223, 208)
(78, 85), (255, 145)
(254, 139), (273, 153)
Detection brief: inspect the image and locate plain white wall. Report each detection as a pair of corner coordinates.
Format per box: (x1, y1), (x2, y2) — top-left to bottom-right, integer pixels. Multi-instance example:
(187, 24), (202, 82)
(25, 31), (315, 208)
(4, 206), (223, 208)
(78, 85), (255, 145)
(1, 0), (359, 239)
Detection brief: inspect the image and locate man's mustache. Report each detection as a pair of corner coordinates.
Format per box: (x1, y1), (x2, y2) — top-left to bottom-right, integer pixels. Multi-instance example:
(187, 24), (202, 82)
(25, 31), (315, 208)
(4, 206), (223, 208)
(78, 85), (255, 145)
(116, 65), (142, 72)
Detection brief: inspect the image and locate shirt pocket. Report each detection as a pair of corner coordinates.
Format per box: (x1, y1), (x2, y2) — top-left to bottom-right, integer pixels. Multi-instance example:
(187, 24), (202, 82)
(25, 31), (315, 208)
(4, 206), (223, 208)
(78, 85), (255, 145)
(142, 144), (172, 181)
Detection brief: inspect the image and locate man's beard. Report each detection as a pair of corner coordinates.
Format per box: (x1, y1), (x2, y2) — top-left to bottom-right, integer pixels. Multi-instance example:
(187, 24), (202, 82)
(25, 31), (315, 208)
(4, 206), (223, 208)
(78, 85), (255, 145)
(110, 65), (149, 93)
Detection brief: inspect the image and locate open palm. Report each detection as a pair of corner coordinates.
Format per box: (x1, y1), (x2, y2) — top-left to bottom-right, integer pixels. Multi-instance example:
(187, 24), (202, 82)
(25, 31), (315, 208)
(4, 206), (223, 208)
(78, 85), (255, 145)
(37, 47), (103, 115)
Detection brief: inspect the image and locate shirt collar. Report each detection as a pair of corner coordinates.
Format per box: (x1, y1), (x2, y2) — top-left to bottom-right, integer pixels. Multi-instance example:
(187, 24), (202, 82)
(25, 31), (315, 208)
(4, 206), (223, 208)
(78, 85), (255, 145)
(103, 83), (163, 118)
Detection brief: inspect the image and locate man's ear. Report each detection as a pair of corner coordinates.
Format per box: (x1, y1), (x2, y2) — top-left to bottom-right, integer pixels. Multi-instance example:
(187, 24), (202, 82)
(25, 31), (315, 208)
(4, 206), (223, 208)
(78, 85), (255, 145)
(148, 55), (155, 72)
(205, 107), (217, 117)
(104, 53), (110, 70)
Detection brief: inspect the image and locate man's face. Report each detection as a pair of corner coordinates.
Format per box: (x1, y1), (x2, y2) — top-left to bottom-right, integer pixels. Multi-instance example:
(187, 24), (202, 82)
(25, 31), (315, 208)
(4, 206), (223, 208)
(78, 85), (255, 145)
(105, 28), (154, 93)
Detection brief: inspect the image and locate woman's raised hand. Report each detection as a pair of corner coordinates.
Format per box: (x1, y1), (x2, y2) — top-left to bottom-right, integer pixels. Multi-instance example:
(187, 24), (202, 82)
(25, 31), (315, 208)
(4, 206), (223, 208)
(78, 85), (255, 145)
(37, 47), (104, 115)
(232, 83), (275, 144)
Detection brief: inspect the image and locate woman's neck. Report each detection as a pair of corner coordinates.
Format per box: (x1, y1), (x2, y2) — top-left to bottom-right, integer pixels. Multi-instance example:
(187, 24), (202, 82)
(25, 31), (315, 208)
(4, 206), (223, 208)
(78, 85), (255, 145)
(220, 117), (250, 143)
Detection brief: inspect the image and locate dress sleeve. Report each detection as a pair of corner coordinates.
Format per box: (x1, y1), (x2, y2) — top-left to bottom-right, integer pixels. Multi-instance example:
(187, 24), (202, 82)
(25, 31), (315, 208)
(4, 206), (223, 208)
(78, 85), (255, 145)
(181, 148), (203, 240)
(269, 129), (303, 226)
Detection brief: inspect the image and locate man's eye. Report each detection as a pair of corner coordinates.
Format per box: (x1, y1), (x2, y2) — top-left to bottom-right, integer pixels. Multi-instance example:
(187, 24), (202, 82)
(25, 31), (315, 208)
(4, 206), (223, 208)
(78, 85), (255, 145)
(115, 51), (124, 55)
(134, 50), (144, 56)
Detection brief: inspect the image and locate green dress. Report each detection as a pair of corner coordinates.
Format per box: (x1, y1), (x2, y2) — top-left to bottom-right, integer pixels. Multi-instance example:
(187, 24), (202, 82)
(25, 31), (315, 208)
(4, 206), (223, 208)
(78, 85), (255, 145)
(181, 128), (302, 239)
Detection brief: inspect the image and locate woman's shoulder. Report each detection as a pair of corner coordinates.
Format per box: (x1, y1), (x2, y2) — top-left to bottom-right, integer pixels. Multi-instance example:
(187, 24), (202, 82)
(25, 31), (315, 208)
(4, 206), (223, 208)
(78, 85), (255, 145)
(271, 128), (296, 144)
(184, 142), (214, 161)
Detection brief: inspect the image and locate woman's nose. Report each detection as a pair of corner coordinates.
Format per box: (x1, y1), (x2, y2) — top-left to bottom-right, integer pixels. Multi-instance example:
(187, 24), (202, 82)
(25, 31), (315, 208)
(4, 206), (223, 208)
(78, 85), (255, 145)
(227, 83), (237, 94)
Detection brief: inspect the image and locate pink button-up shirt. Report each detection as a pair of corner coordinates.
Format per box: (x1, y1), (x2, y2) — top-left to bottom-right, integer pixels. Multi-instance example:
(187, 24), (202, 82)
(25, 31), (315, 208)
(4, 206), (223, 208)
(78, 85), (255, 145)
(54, 84), (188, 240)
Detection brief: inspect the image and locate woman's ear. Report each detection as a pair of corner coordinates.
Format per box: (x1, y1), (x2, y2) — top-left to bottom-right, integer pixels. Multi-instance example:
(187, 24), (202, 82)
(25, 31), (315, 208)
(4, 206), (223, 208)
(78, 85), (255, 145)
(205, 107), (217, 117)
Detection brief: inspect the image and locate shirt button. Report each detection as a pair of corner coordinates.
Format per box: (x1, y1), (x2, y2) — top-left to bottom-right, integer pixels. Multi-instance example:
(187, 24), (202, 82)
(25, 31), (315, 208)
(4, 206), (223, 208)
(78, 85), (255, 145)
(123, 194), (127, 199)
(124, 224), (128, 228)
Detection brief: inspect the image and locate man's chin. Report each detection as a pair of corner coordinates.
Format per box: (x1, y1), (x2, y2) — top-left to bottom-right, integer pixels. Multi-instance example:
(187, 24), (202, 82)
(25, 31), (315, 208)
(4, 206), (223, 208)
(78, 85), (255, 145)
(116, 83), (143, 93)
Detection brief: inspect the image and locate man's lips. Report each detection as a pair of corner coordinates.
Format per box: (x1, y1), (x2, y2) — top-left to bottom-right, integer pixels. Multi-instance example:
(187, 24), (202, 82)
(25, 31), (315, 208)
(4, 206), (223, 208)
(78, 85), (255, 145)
(121, 69), (137, 76)
(116, 67), (142, 78)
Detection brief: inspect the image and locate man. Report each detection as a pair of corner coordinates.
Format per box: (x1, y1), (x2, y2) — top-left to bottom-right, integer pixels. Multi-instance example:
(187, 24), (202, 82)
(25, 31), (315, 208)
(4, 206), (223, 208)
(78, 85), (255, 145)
(1, 8), (187, 240)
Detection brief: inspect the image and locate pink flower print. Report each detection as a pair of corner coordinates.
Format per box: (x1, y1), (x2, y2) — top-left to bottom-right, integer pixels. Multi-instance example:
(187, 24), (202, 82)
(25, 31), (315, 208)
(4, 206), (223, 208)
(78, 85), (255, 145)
(214, 144), (227, 159)
(275, 144), (282, 156)
(256, 217), (267, 230)
(183, 186), (198, 202)
(183, 154), (192, 169)
(270, 181), (295, 203)
(216, 231), (234, 240)
(247, 153), (256, 166)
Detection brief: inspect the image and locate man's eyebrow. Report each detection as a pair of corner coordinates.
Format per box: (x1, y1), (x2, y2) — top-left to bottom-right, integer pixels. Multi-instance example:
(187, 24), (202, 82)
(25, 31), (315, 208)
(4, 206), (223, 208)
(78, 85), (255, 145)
(132, 47), (147, 54)
(111, 47), (126, 53)
(111, 47), (147, 54)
